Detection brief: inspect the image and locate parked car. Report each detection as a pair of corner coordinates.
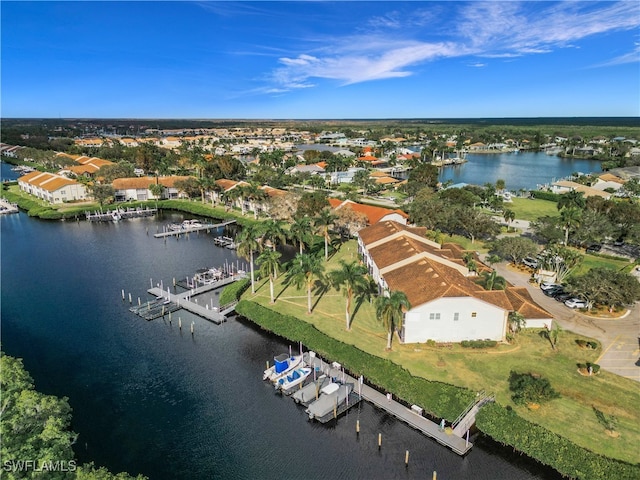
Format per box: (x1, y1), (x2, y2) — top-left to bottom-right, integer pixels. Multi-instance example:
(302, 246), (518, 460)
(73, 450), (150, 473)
(540, 282), (562, 291)
(522, 256), (538, 269)
(543, 286), (565, 297)
(586, 244), (602, 253)
(613, 238), (625, 247)
(554, 291), (573, 302)
(565, 298), (587, 309)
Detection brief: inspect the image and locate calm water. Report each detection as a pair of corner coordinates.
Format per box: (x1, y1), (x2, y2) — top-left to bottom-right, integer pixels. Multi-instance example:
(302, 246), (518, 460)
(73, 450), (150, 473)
(0, 211), (563, 480)
(438, 152), (602, 191)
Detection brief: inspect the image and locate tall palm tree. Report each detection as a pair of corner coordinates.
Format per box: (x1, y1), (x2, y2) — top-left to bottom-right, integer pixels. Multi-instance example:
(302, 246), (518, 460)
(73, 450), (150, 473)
(330, 260), (369, 330)
(289, 216), (313, 255)
(260, 219), (287, 251)
(560, 207), (582, 246)
(479, 270), (507, 291)
(236, 225), (262, 294)
(257, 249), (281, 304)
(503, 209), (515, 232)
(314, 208), (337, 261)
(286, 253), (325, 314)
(376, 291), (410, 351)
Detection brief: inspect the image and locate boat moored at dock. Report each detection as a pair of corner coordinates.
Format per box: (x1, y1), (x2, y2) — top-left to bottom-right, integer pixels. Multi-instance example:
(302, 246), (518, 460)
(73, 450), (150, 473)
(275, 366), (312, 394)
(305, 382), (355, 422)
(263, 353), (303, 382)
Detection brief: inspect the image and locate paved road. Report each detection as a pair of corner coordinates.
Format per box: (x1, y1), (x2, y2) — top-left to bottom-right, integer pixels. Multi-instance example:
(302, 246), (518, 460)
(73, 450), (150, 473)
(490, 259), (640, 382)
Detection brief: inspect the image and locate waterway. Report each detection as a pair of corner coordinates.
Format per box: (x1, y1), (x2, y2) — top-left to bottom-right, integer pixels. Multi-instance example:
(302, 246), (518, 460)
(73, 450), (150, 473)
(0, 210), (565, 480)
(438, 151), (602, 191)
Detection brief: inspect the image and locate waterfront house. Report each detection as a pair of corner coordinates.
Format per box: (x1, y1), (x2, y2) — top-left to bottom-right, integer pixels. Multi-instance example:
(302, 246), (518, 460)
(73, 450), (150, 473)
(550, 181), (612, 199)
(18, 171), (89, 204)
(328, 199), (408, 228)
(357, 221), (552, 344)
(112, 176), (192, 202)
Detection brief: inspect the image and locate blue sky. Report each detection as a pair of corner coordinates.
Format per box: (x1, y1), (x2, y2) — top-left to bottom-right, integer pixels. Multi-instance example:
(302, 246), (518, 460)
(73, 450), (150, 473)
(2, 1), (639, 119)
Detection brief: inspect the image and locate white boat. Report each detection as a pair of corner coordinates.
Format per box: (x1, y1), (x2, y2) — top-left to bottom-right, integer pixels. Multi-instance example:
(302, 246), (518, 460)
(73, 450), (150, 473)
(263, 353), (303, 382)
(182, 219), (203, 229)
(275, 367), (312, 393)
(292, 374), (329, 405)
(111, 211), (122, 222)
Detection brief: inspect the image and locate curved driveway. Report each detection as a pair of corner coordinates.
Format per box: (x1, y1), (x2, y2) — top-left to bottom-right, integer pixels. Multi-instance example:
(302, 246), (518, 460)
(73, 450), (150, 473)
(490, 259), (640, 382)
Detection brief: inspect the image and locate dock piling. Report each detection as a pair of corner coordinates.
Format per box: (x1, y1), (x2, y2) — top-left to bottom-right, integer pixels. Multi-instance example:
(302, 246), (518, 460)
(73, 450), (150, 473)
(405, 450), (409, 467)
(378, 433), (382, 449)
(356, 420), (360, 434)
(138, 297), (141, 306)
(179, 318), (182, 330)
(121, 289), (125, 301)
(190, 322), (194, 335)
(128, 293), (132, 304)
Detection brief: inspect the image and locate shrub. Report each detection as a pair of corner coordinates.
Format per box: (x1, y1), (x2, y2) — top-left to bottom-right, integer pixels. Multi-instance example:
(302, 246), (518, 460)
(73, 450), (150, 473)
(461, 339), (498, 349)
(508, 371), (560, 406)
(219, 278), (250, 306)
(529, 190), (560, 202)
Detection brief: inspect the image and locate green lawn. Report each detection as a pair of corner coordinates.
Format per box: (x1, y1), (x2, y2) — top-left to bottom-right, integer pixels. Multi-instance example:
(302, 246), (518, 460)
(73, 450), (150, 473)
(246, 239), (640, 464)
(508, 197), (559, 221)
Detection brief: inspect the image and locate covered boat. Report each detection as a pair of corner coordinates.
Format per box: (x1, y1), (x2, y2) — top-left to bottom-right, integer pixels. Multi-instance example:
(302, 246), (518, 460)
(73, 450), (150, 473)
(305, 382), (353, 421)
(292, 374), (329, 406)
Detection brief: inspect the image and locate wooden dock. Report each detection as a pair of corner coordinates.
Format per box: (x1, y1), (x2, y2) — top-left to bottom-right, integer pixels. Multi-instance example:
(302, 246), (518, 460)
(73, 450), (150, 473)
(153, 220), (236, 238)
(307, 355), (474, 455)
(144, 273), (245, 324)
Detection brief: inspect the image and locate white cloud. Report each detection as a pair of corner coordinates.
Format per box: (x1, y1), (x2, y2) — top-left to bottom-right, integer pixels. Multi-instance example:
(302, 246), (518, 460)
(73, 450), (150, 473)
(593, 42), (640, 67)
(264, 1), (640, 93)
(468, 63), (487, 68)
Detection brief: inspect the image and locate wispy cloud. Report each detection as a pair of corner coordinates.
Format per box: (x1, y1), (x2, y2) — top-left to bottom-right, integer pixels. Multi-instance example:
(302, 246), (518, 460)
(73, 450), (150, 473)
(263, 1), (640, 93)
(593, 42), (640, 67)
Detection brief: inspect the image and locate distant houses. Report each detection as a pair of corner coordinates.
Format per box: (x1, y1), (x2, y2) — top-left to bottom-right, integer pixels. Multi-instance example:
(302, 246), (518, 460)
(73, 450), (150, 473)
(357, 221), (552, 344)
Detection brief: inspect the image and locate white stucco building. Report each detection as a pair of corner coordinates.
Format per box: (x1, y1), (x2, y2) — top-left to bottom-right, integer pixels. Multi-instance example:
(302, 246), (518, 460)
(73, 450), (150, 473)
(18, 171), (89, 204)
(357, 221), (552, 344)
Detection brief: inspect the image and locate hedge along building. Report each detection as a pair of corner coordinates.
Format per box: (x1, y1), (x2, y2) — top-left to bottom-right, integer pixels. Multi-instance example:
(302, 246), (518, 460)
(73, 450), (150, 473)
(357, 221), (552, 344)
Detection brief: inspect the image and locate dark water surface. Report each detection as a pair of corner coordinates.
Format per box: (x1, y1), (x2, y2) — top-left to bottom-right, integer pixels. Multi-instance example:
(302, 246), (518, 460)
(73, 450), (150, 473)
(2, 207), (562, 479)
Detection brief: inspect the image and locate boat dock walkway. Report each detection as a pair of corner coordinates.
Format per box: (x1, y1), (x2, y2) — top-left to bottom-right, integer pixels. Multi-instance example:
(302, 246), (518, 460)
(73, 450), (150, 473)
(86, 207), (157, 222)
(0, 198), (19, 215)
(144, 273), (246, 324)
(153, 220), (236, 238)
(307, 356), (473, 455)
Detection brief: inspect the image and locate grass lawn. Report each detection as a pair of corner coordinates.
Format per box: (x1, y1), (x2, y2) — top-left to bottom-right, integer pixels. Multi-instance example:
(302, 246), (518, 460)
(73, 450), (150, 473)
(574, 253), (632, 276)
(246, 239), (640, 464)
(508, 197), (559, 221)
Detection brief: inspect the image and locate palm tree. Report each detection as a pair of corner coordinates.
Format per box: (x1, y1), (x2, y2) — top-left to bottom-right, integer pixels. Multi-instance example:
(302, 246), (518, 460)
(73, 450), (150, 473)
(480, 270), (507, 291)
(286, 253), (325, 314)
(257, 249), (281, 304)
(330, 260), (369, 330)
(557, 190), (586, 211)
(236, 225), (262, 294)
(289, 216), (313, 255)
(503, 209), (515, 232)
(260, 219), (287, 251)
(508, 311), (527, 335)
(314, 208), (337, 261)
(560, 207), (582, 246)
(375, 291), (411, 351)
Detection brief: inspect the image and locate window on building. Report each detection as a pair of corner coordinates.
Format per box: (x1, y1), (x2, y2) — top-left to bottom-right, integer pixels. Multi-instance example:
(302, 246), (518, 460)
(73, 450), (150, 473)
(453, 312), (459, 321)
(471, 312), (477, 318)
(429, 313), (441, 320)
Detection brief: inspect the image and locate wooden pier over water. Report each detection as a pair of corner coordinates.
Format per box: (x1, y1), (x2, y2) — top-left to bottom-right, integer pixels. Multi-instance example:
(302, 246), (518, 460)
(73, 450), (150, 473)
(153, 219), (236, 238)
(0, 198), (19, 215)
(86, 207), (157, 222)
(307, 356), (477, 455)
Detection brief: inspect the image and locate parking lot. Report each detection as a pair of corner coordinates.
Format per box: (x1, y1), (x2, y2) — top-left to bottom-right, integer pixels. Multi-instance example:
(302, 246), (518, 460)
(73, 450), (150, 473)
(493, 261), (640, 383)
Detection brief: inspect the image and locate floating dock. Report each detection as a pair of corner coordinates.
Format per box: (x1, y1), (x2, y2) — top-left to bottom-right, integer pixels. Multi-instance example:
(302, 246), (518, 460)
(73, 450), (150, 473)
(305, 355), (476, 455)
(153, 220), (236, 238)
(136, 273), (246, 324)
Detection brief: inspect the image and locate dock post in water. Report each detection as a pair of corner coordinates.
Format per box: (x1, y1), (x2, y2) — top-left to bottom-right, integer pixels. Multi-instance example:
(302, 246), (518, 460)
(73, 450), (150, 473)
(121, 289), (125, 301)
(128, 293), (132, 304)
(433, 471), (437, 480)
(190, 321), (194, 335)
(179, 318), (182, 330)
(378, 433), (382, 449)
(405, 450), (409, 467)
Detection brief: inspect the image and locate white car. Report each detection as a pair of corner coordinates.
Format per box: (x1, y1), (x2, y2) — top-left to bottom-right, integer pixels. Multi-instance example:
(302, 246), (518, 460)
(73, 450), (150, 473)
(540, 282), (562, 291)
(565, 298), (587, 309)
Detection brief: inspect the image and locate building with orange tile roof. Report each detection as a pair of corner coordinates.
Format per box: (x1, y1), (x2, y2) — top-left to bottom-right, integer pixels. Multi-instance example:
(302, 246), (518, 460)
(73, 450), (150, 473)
(112, 176), (192, 201)
(328, 199), (408, 227)
(357, 221), (552, 343)
(18, 171), (89, 204)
